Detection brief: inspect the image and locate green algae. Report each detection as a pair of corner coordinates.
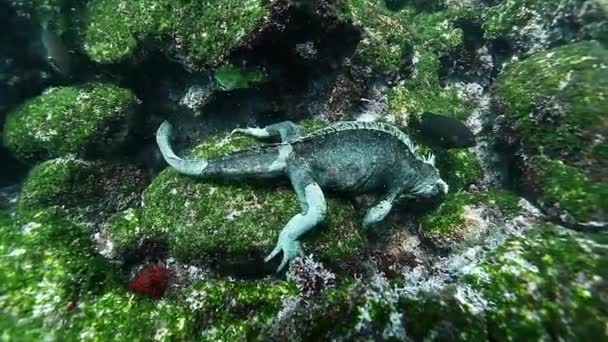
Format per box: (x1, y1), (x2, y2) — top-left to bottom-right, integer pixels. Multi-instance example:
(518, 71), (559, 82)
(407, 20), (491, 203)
(16, 157), (146, 220)
(0, 208), (117, 339)
(84, 0), (269, 65)
(435, 149), (484, 191)
(464, 225), (608, 340)
(3, 83), (139, 163)
(338, 0), (464, 76)
(420, 190), (521, 248)
(483, 0), (608, 44)
(530, 156), (607, 223)
(183, 279), (295, 340)
(402, 225), (608, 340)
(495, 41), (608, 164)
(214, 64), (267, 91)
(387, 50), (469, 123)
(495, 41), (608, 223)
(60, 290), (194, 341)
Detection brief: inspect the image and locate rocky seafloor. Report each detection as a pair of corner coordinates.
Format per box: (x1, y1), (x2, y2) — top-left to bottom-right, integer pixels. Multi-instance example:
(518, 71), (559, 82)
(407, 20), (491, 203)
(0, 0), (606, 340)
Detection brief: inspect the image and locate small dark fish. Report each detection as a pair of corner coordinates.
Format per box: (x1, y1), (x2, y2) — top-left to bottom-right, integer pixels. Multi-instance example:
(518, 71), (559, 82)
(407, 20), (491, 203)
(40, 21), (71, 76)
(420, 112), (476, 148)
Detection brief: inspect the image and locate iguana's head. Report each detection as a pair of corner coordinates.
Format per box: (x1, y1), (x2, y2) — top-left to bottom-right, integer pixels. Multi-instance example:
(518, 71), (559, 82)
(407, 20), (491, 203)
(399, 157), (449, 201)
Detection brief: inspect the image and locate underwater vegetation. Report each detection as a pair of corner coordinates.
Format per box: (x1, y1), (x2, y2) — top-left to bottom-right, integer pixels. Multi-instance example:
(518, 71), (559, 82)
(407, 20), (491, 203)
(0, 0), (606, 340)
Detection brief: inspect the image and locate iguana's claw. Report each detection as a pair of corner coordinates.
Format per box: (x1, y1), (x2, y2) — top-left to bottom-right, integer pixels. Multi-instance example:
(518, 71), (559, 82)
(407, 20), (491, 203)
(264, 237), (304, 273)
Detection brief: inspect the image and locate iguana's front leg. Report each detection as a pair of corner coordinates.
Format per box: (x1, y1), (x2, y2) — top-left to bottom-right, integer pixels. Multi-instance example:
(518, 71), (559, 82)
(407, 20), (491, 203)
(231, 121), (301, 142)
(362, 190), (399, 229)
(265, 162), (327, 272)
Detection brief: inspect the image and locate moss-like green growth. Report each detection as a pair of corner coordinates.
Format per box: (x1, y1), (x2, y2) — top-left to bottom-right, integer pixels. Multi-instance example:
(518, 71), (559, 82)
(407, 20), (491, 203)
(495, 41), (608, 166)
(420, 190), (521, 249)
(3, 83), (139, 162)
(402, 225), (608, 340)
(183, 278), (295, 340)
(16, 157), (146, 218)
(84, 0), (270, 65)
(387, 49), (469, 123)
(436, 149), (484, 191)
(104, 208), (144, 252)
(529, 156), (607, 223)
(214, 64), (267, 91)
(59, 290), (194, 341)
(483, 0), (608, 44)
(337, 0), (412, 74)
(337, 0), (464, 75)
(464, 225), (608, 340)
(0, 208), (117, 338)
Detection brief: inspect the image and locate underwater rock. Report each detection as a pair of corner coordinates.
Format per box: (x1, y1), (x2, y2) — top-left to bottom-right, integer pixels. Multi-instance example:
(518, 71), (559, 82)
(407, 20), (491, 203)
(388, 49), (471, 124)
(61, 289), (195, 340)
(84, 0), (275, 67)
(16, 156), (147, 222)
(435, 149), (484, 191)
(0, 208), (117, 339)
(287, 255), (337, 298)
(483, 0), (608, 55)
(494, 41), (607, 225)
(419, 190), (523, 251)
(402, 224), (608, 340)
(3, 83), (140, 163)
(182, 278), (295, 340)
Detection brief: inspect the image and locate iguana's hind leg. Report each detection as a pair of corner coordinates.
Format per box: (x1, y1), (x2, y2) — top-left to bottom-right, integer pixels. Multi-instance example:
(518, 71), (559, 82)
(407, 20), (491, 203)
(231, 121), (301, 142)
(265, 163), (327, 272)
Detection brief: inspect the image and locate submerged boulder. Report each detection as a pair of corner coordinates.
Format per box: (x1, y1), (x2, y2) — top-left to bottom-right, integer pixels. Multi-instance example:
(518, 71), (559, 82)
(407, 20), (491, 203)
(419, 189), (523, 251)
(402, 224), (608, 340)
(495, 41), (607, 225)
(3, 83), (139, 163)
(84, 0), (273, 67)
(0, 208), (117, 339)
(16, 156), (147, 220)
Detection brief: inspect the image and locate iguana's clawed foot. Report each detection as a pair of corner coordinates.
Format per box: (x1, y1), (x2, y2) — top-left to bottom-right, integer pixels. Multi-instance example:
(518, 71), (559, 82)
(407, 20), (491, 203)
(264, 236), (304, 273)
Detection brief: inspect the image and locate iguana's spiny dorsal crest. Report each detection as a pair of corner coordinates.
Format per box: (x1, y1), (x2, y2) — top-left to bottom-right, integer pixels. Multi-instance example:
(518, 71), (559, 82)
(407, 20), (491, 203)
(286, 121), (436, 167)
(157, 120), (447, 273)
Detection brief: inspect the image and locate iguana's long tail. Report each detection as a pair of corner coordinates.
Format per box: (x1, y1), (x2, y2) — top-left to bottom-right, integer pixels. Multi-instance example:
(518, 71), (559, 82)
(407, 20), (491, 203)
(156, 121), (288, 179)
(156, 121), (209, 176)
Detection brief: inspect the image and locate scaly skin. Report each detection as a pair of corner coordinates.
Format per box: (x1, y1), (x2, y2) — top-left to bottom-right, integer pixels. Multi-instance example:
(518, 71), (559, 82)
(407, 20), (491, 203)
(157, 120), (448, 272)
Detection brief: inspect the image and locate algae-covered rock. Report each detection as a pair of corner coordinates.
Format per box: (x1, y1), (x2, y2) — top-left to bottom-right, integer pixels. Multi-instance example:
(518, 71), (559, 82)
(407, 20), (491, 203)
(84, 0), (272, 66)
(387, 52), (469, 124)
(435, 149), (484, 192)
(403, 225), (608, 340)
(495, 41), (607, 224)
(337, 0), (464, 75)
(0, 208), (117, 338)
(525, 156), (607, 224)
(483, 0), (608, 52)
(214, 64), (267, 91)
(182, 278), (295, 340)
(402, 225), (608, 340)
(496, 41), (607, 166)
(60, 290), (195, 341)
(16, 156), (147, 218)
(3, 83), (139, 162)
(139, 120), (365, 269)
(419, 190), (522, 250)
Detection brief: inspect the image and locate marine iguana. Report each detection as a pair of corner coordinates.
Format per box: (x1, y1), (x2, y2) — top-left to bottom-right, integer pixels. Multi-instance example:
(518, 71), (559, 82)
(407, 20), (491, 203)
(156, 120), (448, 272)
